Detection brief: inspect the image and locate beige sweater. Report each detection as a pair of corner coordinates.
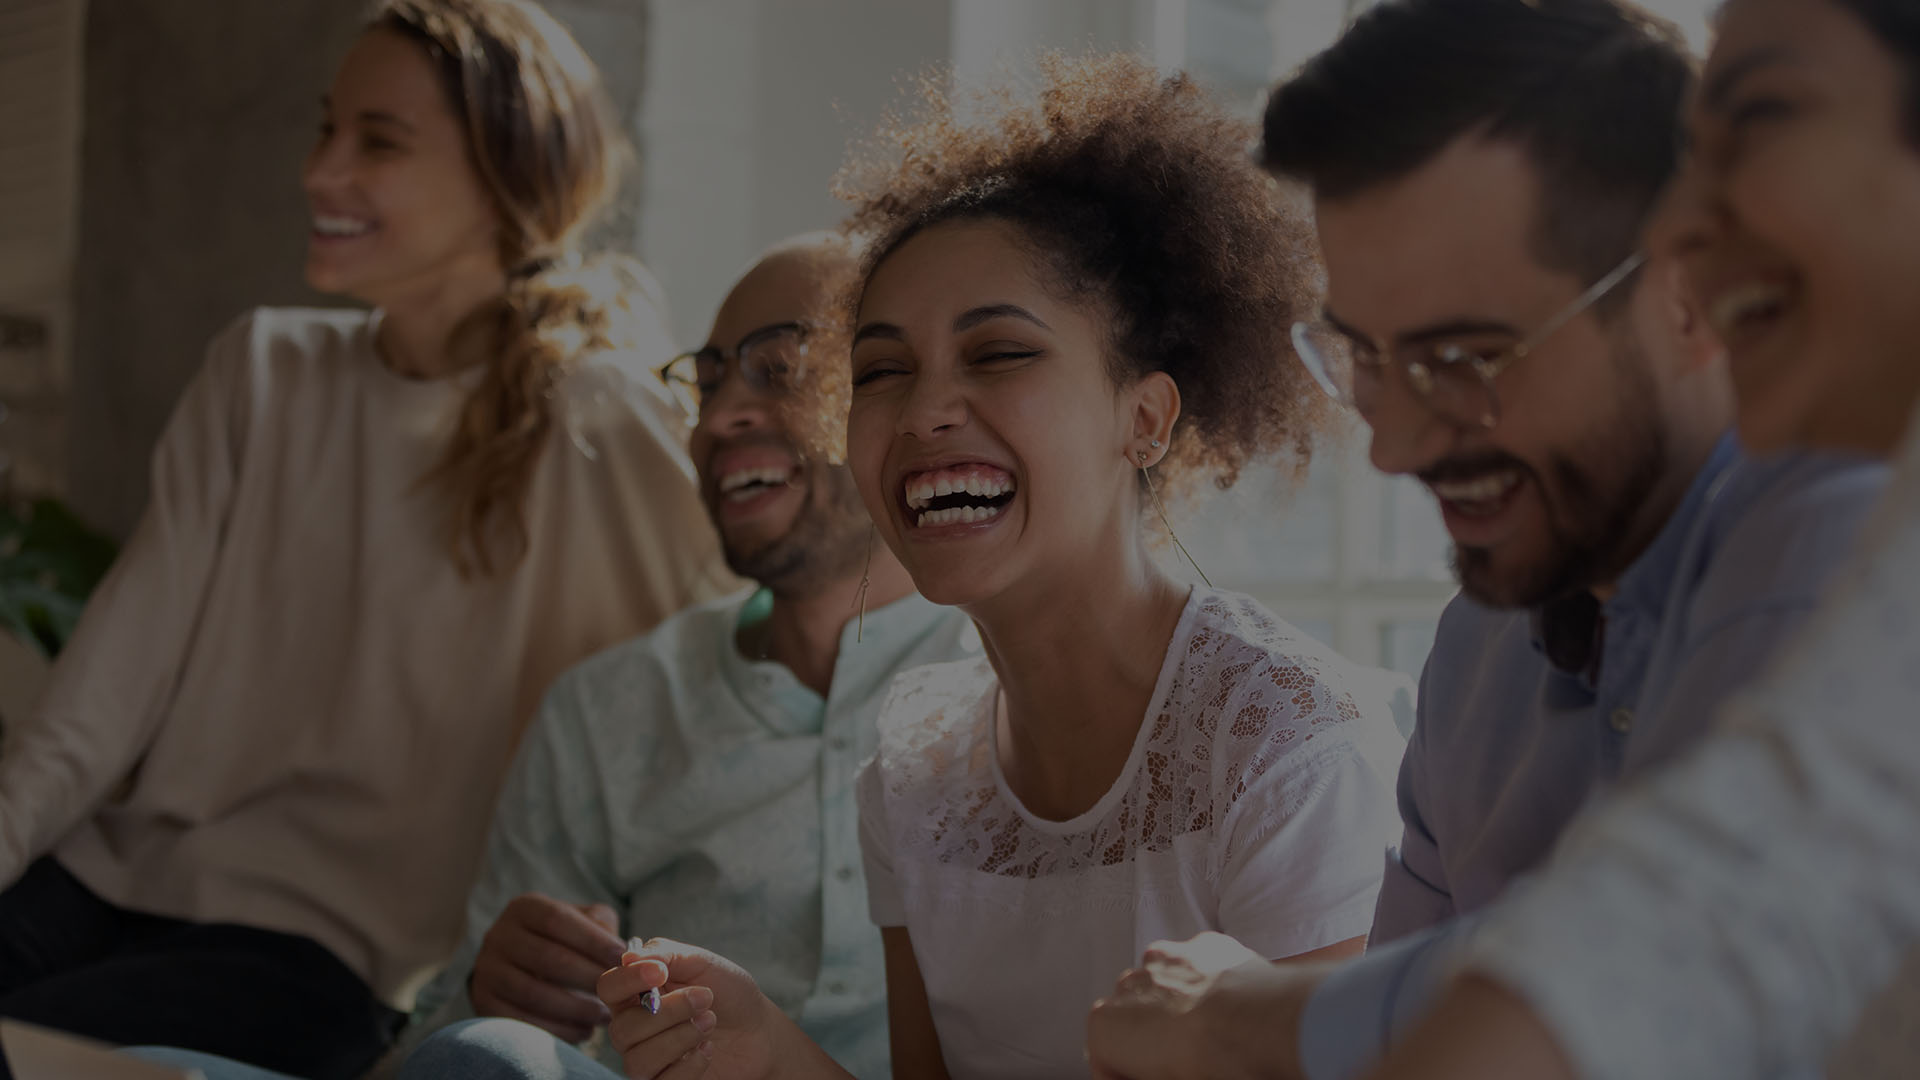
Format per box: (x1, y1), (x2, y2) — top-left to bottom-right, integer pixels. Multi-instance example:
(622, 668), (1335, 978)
(0, 307), (735, 1006)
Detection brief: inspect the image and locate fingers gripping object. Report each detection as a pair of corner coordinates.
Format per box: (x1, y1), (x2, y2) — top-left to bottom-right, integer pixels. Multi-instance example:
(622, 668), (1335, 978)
(626, 936), (662, 1014)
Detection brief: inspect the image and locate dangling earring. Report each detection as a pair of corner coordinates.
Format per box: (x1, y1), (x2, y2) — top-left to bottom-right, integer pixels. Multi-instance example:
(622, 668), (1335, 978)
(851, 524), (875, 642)
(1139, 440), (1212, 588)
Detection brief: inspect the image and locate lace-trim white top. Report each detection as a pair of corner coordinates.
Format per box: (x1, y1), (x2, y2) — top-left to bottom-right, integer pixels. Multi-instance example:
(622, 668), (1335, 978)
(857, 587), (1406, 1080)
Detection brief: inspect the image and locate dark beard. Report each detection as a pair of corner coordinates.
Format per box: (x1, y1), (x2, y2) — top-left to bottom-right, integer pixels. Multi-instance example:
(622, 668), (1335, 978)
(1449, 440), (1665, 607)
(723, 464), (871, 594)
(1449, 336), (1670, 609)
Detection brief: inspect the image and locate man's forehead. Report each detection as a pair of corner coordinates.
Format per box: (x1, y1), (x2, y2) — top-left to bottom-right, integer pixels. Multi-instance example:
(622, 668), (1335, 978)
(708, 250), (850, 344)
(1314, 136), (1556, 338)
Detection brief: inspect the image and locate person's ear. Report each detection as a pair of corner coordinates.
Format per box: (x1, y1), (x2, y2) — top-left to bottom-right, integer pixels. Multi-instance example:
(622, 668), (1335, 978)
(1128, 371), (1180, 467)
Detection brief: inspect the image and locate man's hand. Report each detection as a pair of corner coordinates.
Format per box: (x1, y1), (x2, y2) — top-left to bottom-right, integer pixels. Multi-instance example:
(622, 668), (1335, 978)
(1087, 932), (1330, 1080)
(600, 938), (790, 1080)
(469, 893), (626, 1043)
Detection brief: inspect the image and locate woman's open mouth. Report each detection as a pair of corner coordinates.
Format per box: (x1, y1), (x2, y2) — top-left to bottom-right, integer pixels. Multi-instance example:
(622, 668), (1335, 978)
(900, 464), (1016, 530)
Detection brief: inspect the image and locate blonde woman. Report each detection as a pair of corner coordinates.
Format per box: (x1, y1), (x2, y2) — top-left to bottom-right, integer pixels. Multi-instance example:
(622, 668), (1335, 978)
(0, 2), (730, 1076)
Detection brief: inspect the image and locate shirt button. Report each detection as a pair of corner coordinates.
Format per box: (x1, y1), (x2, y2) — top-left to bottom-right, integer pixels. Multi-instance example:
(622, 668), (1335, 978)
(834, 865), (856, 883)
(826, 981), (848, 995)
(828, 735), (850, 752)
(1608, 708), (1634, 734)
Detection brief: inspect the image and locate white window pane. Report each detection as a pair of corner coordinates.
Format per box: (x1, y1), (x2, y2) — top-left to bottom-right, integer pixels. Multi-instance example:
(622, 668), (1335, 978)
(1290, 616), (1336, 651)
(1377, 475), (1452, 582)
(1183, 0), (1278, 114)
(1380, 617), (1440, 680)
(1171, 460), (1334, 584)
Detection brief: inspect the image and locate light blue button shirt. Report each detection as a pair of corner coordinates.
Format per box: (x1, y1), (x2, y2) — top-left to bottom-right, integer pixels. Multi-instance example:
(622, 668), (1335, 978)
(406, 589), (979, 1080)
(1298, 439), (1889, 1080)
(1465, 404), (1920, 1080)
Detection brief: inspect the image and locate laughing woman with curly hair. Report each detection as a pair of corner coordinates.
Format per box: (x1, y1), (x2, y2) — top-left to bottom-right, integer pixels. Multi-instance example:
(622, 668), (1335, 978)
(595, 54), (1405, 1080)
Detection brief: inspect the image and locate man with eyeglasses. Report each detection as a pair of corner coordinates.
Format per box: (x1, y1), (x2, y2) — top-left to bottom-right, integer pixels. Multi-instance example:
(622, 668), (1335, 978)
(1084, 2), (1887, 1078)
(380, 233), (977, 1080)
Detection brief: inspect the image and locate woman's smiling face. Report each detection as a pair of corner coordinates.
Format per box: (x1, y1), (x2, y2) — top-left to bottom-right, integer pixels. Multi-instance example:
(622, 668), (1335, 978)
(1653, 0), (1920, 455)
(302, 28), (504, 307)
(846, 218), (1160, 607)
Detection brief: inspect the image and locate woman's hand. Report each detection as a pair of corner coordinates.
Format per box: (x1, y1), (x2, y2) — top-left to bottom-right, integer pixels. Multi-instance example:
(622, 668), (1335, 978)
(598, 938), (781, 1080)
(1086, 932), (1327, 1080)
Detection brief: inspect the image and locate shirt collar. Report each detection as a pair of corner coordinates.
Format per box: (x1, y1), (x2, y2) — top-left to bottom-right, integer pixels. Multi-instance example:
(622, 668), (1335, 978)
(719, 588), (967, 731)
(1610, 432), (1741, 619)
(829, 591), (973, 686)
(1529, 432), (1741, 677)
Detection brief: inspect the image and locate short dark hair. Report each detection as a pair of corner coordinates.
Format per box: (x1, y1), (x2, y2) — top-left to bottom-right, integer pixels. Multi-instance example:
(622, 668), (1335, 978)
(1262, 0), (1694, 286)
(838, 53), (1327, 497)
(1831, 0), (1920, 146)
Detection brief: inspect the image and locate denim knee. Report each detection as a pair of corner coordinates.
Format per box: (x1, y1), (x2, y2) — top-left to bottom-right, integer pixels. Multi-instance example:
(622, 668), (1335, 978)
(398, 1018), (617, 1080)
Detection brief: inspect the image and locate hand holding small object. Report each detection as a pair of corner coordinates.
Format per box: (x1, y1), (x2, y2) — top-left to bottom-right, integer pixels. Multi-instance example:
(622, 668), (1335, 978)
(628, 937), (663, 1014)
(598, 937), (716, 1079)
(600, 937), (831, 1080)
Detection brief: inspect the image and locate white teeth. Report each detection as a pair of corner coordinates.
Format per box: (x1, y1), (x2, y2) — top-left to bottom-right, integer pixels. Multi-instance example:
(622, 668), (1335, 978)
(313, 214), (374, 237)
(903, 470), (1016, 510)
(719, 466), (793, 496)
(914, 503), (1009, 528)
(1431, 471), (1522, 504)
(1707, 282), (1789, 337)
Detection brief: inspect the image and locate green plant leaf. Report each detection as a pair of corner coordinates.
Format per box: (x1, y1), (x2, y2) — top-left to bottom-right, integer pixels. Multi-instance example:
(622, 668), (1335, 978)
(0, 498), (118, 659)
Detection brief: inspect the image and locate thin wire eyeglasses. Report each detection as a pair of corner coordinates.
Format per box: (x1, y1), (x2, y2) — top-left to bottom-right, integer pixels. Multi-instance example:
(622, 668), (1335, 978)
(656, 321), (820, 416)
(1290, 252), (1649, 430)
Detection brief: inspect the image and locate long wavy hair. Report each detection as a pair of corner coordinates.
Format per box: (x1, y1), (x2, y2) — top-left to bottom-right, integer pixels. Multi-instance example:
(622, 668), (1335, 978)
(373, 0), (658, 577)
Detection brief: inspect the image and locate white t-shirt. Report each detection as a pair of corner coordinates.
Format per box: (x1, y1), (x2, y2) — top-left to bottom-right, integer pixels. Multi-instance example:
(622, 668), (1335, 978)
(857, 587), (1406, 1079)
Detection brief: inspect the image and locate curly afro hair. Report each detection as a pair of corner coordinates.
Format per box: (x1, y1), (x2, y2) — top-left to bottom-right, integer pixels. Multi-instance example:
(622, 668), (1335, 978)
(762, 234), (861, 467)
(834, 52), (1330, 502)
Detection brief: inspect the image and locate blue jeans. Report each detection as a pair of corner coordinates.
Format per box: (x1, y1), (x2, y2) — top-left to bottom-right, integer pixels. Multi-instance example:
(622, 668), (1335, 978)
(398, 1019), (621, 1080)
(123, 1047), (301, 1079)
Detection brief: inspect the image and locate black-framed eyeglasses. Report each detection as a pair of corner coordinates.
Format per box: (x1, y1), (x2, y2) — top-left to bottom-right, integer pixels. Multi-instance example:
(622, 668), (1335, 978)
(1290, 252), (1648, 430)
(656, 321), (817, 415)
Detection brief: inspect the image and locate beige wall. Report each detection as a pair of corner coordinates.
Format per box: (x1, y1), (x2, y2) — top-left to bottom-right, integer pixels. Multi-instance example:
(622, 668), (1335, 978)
(69, 1), (357, 535)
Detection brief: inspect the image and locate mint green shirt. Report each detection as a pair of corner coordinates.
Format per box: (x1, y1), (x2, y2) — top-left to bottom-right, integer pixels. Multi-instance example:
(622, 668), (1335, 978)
(408, 589), (979, 1079)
